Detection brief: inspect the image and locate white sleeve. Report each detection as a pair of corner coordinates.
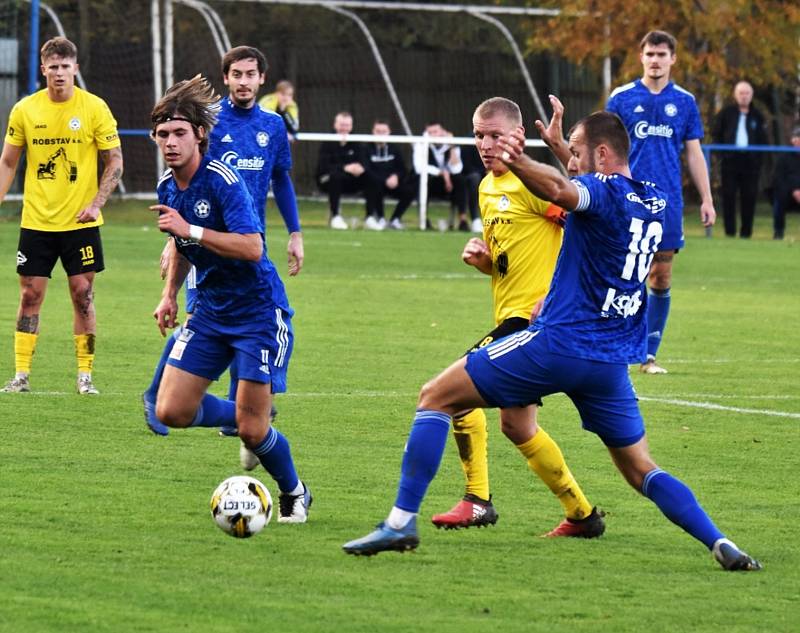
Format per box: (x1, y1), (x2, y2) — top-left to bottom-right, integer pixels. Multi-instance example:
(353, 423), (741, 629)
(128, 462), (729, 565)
(413, 141), (440, 176)
(447, 146), (463, 175)
(572, 179), (591, 212)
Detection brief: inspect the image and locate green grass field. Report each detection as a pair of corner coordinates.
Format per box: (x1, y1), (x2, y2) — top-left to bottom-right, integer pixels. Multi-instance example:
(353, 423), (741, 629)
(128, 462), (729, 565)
(0, 200), (798, 633)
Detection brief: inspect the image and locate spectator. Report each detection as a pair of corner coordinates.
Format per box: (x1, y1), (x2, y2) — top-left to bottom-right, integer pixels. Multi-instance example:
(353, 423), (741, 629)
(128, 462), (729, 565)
(363, 120), (415, 230)
(712, 80), (769, 238)
(259, 80), (299, 140)
(461, 141), (487, 233)
(316, 111), (366, 230)
(771, 125), (800, 240)
(413, 123), (468, 230)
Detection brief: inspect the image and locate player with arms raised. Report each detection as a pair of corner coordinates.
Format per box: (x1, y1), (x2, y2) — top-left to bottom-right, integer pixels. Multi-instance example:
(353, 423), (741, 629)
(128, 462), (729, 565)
(343, 109), (759, 572)
(149, 76), (311, 523)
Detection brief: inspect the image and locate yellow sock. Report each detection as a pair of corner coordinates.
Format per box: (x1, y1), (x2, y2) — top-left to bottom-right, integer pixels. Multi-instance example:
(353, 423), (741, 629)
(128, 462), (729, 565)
(452, 408), (490, 501)
(74, 333), (96, 374)
(14, 331), (38, 374)
(516, 427), (593, 520)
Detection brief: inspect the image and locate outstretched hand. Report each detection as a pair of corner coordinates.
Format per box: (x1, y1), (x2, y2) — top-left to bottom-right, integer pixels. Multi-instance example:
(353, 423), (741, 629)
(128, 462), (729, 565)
(496, 129), (526, 165)
(534, 94), (566, 149)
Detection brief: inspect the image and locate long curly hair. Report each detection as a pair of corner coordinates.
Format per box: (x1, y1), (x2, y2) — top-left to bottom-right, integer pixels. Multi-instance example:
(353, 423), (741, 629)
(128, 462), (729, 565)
(151, 75), (220, 154)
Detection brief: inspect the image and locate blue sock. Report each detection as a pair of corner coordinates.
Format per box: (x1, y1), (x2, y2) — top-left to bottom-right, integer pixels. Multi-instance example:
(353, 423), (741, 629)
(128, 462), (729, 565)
(252, 426), (299, 493)
(642, 469), (724, 549)
(189, 394), (236, 428)
(145, 329), (180, 398)
(394, 409), (451, 513)
(646, 287), (670, 359)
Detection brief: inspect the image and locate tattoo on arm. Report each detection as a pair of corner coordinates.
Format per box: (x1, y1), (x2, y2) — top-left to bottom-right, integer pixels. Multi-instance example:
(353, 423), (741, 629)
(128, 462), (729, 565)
(17, 314), (39, 333)
(94, 147), (124, 206)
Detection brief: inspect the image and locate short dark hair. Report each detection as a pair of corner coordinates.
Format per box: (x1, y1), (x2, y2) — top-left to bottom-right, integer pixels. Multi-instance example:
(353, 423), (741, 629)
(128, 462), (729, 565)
(473, 97), (522, 126)
(372, 119), (390, 127)
(571, 111), (630, 163)
(40, 37), (77, 61)
(151, 75), (219, 154)
(222, 46), (267, 76)
(639, 30), (677, 55)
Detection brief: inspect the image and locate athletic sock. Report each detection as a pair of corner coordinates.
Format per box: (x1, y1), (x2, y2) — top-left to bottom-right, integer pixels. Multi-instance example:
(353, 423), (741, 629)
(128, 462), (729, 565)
(144, 329), (179, 399)
(189, 393), (236, 428)
(452, 408), (490, 501)
(394, 409), (451, 513)
(642, 468), (725, 549)
(251, 426), (299, 494)
(74, 333), (95, 374)
(516, 428), (593, 520)
(646, 287), (671, 359)
(14, 331), (38, 374)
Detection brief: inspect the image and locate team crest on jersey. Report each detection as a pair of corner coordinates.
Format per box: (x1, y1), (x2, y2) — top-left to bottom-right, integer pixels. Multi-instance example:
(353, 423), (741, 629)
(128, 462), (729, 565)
(664, 103), (677, 117)
(69, 117), (81, 131)
(497, 195), (510, 212)
(194, 199), (210, 218)
(256, 131), (269, 147)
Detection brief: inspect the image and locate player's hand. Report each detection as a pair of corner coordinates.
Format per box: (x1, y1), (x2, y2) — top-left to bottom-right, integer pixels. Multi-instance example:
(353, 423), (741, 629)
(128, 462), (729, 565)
(495, 129), (526, 164)
(287, 231), (304, 277)
(792, 189), (800, 204)
(150, 204), (190, 238)
(76, 204), (101, 224)
(153, 296), (179, 337)
(700, 200), (716, 227)
(529, 299), (545, 323)
(534, 95), (566, 150)
(159, 238), (175, 280)
(385, 174), (399, 190)
(462, 237), (490, 270)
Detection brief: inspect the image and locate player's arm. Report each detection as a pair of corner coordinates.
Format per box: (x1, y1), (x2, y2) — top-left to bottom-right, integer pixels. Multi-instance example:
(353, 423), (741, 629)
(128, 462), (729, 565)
(77, 146), (124, 223)
(150, 204), (263, 261)
(496, 130), (579, 210)
(534, 94), (572, 169)
(272, 167), (304, 276)
(0, 142), (23, 202)
(153, 245), (192, 336)
(462, 237), (492, 275)
(684, 139), (716, 227)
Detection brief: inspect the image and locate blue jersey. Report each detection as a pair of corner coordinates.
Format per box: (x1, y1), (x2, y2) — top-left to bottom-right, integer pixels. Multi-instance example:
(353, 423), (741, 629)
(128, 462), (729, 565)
(607, 80), (702, 249)
(157, 155), (290, 319)
(207, 97), (292, 229)
(533, 172), (666, 363)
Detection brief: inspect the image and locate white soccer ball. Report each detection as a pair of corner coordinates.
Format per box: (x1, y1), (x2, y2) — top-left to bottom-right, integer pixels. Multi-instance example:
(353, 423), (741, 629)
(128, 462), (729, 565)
(210, 475), (272, 538)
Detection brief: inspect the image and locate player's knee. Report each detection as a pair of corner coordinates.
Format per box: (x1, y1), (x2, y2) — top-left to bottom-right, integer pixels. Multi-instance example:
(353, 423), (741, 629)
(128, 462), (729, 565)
(20, 285), (43, 310)
(417, 379), (445, 411)
(237, 422), (267, 447)
(156, 401), (193, 428)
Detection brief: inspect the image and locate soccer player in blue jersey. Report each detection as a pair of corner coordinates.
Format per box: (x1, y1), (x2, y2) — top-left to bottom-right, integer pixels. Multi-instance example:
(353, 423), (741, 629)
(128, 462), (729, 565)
(606, 30), (716, 375)
(149, 76), (311, 523)
(343, 108), (759, 571)
(143, 46), (303, 447)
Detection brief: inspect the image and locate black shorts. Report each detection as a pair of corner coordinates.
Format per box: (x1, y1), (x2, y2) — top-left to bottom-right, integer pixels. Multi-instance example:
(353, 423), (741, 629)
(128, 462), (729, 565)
(17, 227), (105, 278)
(464, 316), (543, 407)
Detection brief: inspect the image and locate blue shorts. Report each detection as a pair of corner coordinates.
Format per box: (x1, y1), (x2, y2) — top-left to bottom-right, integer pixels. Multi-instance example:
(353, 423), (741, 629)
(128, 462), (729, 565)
(660, 204), (685, 251)
(185, 266), (198, 314)
(167, 307), (293, 392)
(465, 328), (644, 448)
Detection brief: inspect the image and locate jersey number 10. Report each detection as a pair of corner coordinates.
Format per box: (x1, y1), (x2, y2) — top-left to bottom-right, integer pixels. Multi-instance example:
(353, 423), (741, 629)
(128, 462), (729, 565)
(621, 218), (663, 283)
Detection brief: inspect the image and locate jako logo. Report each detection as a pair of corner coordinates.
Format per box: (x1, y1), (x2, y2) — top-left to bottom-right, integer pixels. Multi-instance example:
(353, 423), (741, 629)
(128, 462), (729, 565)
(634, 121), (674, 139)
(221, 150), (265, 171)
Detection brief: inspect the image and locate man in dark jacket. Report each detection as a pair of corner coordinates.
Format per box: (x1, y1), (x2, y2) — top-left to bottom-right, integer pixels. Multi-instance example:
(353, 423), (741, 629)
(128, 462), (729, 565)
(712, 81), (768, 238)
(771, 126), (800, 240)
(316, 111), (366, 230)
(363, 120), (415, 230)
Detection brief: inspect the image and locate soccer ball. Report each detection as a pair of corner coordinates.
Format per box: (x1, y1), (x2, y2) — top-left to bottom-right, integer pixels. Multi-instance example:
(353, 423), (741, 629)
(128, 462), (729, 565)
(210, 475), (272, 538)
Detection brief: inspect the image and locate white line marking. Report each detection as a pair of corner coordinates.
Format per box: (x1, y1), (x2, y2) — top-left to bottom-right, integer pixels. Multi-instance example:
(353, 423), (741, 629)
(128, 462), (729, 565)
(655, 358), (800, 364)
(638, 396), (800, 419)
(358, 273), (483, 280)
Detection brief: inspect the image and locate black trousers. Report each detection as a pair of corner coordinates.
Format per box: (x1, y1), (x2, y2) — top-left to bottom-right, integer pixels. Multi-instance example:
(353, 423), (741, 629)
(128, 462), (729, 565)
(317, 172), (364, 216)
(364, 173), (416, 220)
(721, 161), (760, 238)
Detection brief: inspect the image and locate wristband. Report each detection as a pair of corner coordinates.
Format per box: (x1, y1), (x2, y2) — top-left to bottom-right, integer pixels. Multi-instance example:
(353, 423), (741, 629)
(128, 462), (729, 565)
(188, 224), (204, 243)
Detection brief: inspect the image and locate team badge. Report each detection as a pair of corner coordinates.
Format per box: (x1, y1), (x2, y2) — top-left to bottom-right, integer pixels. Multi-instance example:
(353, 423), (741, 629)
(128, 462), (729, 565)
(69, 117), (81, 131)
(16, 251), (27, 266)
(194, 199), (210, 218)
(256, 131), (269, 147)
(498, 195), (510, 211)
(664, 103), (677, 117)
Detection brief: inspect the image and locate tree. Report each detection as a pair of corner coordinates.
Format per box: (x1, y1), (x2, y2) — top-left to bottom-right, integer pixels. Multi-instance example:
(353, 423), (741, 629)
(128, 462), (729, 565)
(522, 0), (800, 133)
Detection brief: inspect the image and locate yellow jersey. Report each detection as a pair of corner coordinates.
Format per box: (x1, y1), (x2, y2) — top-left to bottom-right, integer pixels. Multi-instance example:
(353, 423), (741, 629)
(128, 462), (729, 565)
(5, 87), (120, 231)
(479, 170), (564, 324)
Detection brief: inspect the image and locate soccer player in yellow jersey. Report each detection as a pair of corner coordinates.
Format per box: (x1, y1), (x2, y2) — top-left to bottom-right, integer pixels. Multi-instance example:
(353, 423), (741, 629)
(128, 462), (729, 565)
(431, 97), (604, 537)
(0, 37), (123, 394)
